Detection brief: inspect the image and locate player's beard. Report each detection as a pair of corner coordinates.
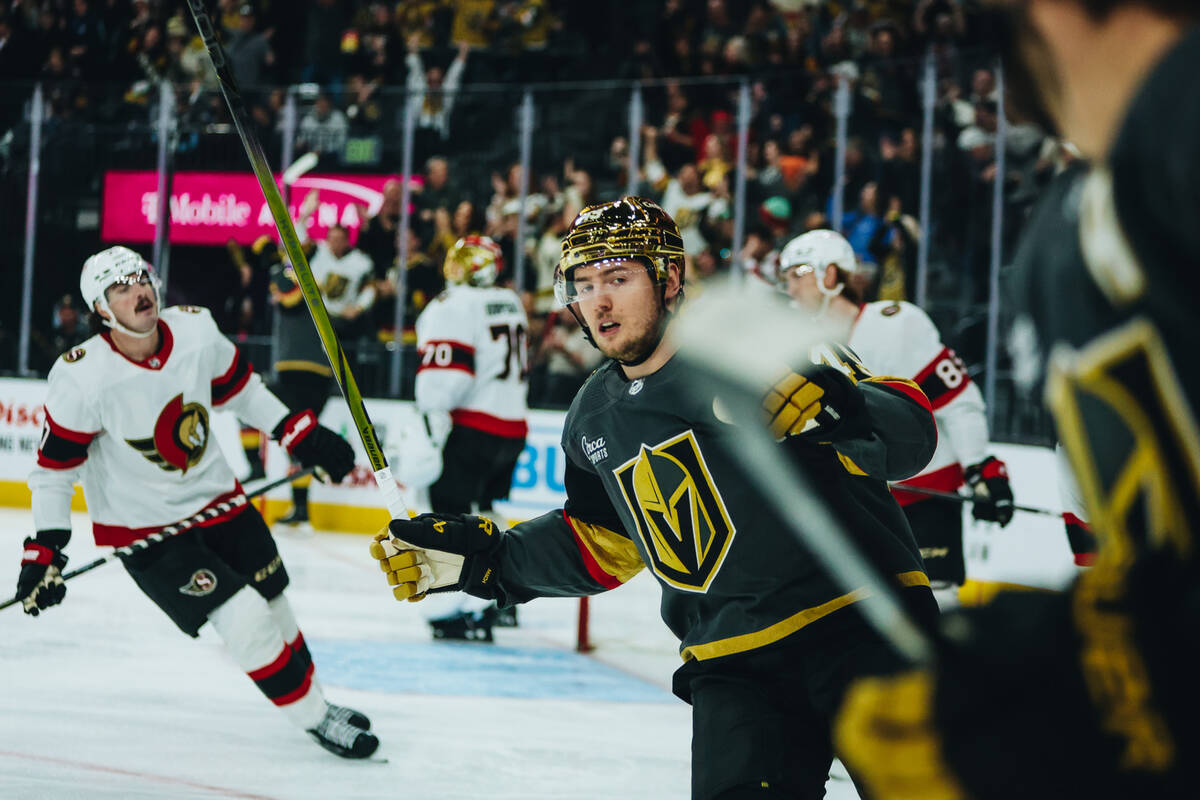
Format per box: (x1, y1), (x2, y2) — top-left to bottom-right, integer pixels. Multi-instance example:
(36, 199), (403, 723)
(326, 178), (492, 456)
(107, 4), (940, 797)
(596, 311), (667, 365)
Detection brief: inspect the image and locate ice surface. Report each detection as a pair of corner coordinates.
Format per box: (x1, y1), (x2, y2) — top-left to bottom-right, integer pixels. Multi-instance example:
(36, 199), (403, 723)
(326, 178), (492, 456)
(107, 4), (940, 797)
(0, 508), (865, 799)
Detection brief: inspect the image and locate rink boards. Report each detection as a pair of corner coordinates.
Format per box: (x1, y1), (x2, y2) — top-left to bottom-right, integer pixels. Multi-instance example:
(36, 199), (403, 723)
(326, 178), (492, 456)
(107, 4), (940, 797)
(0, 376), (1078, 591)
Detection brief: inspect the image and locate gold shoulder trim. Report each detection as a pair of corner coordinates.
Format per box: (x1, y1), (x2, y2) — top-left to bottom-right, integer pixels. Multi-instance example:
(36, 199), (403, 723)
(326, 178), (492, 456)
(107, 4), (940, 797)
(567, 516), (645, 584)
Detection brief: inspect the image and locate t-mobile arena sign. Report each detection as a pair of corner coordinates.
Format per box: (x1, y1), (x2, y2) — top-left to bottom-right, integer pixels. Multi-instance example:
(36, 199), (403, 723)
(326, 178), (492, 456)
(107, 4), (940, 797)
(101, 170), (407, 245)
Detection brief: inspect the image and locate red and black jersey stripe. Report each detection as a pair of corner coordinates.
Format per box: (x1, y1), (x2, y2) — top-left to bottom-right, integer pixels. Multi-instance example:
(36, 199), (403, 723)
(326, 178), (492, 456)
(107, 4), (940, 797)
(36, 410), (97, 470)
(418, 340), (475, 375)
(212, 349), (253, 406)
(913, 347), (972, 410)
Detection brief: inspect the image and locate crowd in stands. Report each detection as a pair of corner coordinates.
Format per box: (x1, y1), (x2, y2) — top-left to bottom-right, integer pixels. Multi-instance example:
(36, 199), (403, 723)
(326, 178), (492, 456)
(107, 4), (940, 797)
(2, 1), (1075, 412)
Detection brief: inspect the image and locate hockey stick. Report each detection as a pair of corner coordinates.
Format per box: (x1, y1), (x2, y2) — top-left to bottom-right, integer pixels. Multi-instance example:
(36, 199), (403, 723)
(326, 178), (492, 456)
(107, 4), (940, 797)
(673, 281), (934, 665)
(892, 484), (1061, 518)
(1, 468), (314, 611)
(281, 151), (318, 188)
(183, 0), (409, 523)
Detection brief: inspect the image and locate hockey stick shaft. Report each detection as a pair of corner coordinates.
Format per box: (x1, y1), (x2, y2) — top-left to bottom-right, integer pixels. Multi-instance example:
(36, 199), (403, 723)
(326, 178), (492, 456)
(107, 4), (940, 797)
(184, 0), (409, 521)
(1, 468), (313, 611)
(894, 485), (1060, 517)
(674, 281), (934, 665)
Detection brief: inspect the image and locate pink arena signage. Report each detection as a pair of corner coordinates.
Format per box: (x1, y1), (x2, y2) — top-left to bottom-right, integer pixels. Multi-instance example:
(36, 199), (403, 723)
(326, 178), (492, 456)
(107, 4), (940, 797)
(101, 170), (405, 246)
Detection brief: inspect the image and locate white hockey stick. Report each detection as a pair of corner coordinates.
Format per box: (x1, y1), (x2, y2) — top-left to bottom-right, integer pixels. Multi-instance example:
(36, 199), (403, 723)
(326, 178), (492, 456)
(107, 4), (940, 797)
(671, 280), (934, 665)
(282, 151), (318, 187)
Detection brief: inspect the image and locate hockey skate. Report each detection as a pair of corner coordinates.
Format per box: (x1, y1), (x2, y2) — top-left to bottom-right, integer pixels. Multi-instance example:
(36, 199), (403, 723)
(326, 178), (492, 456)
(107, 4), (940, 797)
(493, 604), (518, 628)
(429, 605), (498, 643)
(276, 504), (309, 526)
(307, 705), (379, 759)
(326, 703), (370, 730)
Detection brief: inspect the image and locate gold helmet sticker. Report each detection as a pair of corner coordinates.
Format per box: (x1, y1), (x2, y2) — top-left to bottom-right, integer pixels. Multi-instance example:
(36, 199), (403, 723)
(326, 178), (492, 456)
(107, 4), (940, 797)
(614, 429), (736, 593)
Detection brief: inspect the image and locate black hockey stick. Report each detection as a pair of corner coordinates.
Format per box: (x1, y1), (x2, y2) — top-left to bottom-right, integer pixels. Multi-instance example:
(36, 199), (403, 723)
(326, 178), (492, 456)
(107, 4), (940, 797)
(1, 468), (313, 612)
(893, 484), (1061, 518)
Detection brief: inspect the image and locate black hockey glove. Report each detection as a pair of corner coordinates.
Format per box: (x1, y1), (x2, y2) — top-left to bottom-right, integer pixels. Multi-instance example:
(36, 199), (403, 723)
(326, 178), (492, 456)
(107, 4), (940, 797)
(274, 409), (355, 483)
(964, 456), (1014, 527)
(379, 513), (505, 601)
(16, 529), (70, 617)
(763, 364), (866, 442)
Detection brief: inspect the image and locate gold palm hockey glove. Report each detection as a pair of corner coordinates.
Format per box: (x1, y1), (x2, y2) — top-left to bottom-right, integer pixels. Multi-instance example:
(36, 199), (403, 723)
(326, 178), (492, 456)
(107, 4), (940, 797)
(762, 363), (865, 441)
(369, 532), (432, 602)
(374, 513), (508, 603)
(370, 514), (485, 602)
(834, 670), (969, 800)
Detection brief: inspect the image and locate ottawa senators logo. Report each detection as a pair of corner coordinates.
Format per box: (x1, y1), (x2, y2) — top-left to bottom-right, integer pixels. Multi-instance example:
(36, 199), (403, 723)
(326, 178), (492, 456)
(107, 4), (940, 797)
(179, 568), (218, 597)
(613, 429), (736, 593)
(62, 347), (86, 363)
(126, 393), (210, 474)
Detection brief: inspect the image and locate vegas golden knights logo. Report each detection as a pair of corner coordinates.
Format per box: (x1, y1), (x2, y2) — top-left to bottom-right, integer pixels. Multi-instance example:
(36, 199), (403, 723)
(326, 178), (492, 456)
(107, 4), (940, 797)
(126, 393), (210, 474)
(1048, 319), (1200, 771)
(323, 273), (350, 299)
(614, 430), (736, 593)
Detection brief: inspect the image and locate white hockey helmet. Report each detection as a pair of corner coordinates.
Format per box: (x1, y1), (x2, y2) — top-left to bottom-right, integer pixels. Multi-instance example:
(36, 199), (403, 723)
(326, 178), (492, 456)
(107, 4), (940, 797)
(80, 246), (161, 338)
(779, 229), (858, 278)
(778, 229), (857, 313)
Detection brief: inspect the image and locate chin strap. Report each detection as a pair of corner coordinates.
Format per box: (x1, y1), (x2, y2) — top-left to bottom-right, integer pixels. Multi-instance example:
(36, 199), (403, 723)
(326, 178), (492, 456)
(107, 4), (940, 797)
(101, 314), (158, 339)
(96, 282), (162, 338)
(815, 276), (845, 319)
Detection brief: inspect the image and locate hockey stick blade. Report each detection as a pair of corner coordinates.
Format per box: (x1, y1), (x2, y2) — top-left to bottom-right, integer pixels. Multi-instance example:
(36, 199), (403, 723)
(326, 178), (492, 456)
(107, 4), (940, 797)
(282, 151), (318, 187)
(672, 280), (934, 665)
(1, 468), (315, 612)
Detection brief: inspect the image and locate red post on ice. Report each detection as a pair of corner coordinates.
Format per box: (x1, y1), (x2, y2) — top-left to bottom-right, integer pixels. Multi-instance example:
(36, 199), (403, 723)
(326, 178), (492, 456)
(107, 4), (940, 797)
(576, 596), (593, 652)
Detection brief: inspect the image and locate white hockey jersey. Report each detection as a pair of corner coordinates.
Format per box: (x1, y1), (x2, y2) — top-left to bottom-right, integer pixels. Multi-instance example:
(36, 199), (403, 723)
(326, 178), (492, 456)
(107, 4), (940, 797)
(310, 243), (375, 317)
(29, 306), (289, 547)
(415, 284), (529, 439)
(848, 300), (990, 504)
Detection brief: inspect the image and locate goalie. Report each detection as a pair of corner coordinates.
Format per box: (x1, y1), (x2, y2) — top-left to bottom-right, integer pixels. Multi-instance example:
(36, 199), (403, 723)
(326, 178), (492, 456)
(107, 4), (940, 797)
(396, 235), (530, 641)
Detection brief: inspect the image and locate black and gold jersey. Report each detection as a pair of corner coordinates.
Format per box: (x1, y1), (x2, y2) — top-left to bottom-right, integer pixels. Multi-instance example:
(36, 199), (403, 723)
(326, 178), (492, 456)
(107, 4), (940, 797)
(493, 353), (937, 663)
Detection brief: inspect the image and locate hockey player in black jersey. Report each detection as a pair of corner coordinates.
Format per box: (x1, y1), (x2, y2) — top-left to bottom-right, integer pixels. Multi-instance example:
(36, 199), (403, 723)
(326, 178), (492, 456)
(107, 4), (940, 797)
(835, 2), (1200, 799)
(372, 197), (940, 798)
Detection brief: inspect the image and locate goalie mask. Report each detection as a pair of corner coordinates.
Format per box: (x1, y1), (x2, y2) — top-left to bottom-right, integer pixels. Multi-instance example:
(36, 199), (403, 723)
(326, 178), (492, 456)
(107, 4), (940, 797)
(779, 230), (857, 316)
(553, 197), (686, 365)
(444, 235), (504, 287)
(81, 246), (162, 338)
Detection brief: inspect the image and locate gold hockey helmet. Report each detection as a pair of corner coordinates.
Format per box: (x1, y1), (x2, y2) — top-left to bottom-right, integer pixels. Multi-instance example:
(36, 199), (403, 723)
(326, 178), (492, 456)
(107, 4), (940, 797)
(444, 235), (504, 287)
(554, 197), (686, 306)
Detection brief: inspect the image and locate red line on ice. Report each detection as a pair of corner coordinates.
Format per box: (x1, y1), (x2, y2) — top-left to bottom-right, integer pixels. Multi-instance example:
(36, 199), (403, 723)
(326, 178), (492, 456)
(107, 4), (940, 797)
(0, 750), (282, 800)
